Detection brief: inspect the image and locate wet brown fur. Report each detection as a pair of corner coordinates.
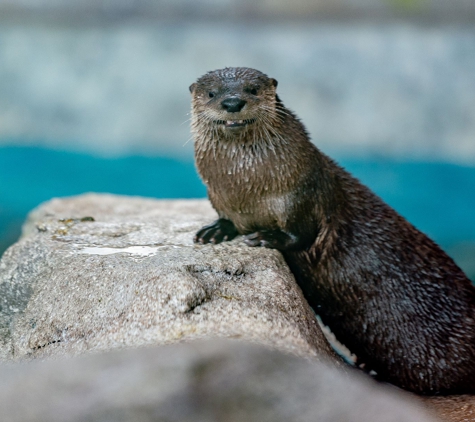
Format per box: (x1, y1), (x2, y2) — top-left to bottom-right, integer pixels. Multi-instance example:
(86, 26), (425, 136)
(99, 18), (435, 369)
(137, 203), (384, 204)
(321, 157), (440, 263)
(190, 67), (475, 395)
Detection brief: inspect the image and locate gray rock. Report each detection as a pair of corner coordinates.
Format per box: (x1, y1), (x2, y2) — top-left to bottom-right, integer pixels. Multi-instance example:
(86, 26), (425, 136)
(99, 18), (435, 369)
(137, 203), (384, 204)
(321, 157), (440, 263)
(0, 194), (335, 362)
(0, 339), (439, 422)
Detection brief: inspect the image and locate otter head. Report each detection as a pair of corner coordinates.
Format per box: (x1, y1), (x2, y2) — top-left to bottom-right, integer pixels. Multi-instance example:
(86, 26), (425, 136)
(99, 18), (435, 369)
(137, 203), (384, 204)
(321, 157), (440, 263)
(190, 67), (279, 139)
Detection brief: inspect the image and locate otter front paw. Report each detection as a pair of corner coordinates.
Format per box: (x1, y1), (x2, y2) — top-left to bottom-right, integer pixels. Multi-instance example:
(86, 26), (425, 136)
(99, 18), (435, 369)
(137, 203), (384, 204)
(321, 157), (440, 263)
(244, 229), (297, 250)
(194, 219), (238, 244)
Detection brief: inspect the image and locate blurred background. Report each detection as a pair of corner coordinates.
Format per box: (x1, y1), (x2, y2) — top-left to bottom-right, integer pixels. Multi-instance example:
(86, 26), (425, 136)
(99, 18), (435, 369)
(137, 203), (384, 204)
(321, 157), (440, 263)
(0, 0), (474, 280)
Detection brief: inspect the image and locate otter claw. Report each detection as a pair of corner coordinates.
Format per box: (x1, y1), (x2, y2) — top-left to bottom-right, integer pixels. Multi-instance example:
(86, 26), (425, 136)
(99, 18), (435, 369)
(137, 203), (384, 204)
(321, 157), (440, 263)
(194, 218), (238, 245)
(244, 229), (298, 250)
(244, 231), (273, 248)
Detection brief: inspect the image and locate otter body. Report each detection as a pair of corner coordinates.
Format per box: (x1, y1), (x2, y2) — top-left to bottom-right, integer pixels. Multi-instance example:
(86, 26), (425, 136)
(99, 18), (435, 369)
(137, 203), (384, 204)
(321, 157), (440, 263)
(190, 67), (475, 395)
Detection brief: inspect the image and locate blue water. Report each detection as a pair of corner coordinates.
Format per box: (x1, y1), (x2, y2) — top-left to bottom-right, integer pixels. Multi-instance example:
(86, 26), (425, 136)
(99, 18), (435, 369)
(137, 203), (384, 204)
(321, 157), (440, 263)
(0, 146), (207, 256)
(1, 146), (474, 278)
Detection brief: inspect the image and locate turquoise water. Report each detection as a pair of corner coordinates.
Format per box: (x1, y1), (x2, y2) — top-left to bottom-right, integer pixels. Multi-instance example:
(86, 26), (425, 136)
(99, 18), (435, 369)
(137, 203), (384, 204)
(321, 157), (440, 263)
(1, 146), (474, 279)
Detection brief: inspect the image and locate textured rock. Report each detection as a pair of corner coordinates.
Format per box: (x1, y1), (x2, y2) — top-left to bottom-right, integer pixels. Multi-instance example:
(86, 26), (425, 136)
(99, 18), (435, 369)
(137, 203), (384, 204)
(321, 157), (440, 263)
(0, 193), (467, 422)
(0, 194), (335, 361)
(0, 339), (439, 422)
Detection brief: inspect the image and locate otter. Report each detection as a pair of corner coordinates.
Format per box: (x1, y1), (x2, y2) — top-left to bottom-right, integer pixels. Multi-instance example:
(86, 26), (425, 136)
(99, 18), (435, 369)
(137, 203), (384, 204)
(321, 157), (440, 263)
(190, 67), (475, 395)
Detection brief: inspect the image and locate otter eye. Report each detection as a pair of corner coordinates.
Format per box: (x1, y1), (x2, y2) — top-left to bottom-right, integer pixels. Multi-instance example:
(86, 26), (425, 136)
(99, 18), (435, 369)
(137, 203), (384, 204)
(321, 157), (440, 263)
(208, 92), (215, 98)
(250, 88), (258, 95)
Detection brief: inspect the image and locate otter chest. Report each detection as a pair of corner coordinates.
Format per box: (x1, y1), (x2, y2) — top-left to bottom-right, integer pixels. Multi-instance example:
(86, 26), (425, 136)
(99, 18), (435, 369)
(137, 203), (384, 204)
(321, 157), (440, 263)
(204, 166), (293, 233)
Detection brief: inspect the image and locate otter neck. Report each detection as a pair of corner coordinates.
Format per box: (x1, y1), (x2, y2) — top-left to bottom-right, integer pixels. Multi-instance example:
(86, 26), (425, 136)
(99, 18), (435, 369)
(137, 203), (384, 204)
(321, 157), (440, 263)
(193, 117), (316, 197)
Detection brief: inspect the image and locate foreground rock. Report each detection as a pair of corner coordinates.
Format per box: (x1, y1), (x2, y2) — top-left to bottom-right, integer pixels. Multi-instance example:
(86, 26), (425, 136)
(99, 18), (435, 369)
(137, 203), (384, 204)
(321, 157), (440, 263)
(0, 193), (470, 421)
(0, 339), (438, 422)
(0, 194), (335, 361)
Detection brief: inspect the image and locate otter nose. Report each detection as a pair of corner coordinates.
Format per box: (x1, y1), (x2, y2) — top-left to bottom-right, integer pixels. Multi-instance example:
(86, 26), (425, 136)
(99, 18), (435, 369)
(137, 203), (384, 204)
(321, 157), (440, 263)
(221, 97), (246, 113)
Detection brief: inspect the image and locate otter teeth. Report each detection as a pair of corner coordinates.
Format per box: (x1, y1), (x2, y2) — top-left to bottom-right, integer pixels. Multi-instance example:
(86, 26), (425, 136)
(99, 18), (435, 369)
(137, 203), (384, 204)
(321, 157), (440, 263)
(217, 119), (255, 128)
(225, 120), (245, 127)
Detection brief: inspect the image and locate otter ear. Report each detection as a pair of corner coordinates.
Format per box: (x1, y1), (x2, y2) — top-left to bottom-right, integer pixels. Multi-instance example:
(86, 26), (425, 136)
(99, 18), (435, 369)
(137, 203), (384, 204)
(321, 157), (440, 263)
(189, 83), (197, 93)
(270, 78), (278, 88)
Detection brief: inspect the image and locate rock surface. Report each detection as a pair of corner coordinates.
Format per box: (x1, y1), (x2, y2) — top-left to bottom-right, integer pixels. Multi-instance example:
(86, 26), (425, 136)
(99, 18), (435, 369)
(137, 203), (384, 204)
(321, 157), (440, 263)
(0, 339), (439, 422)
(0, 193), (471, 421)
(0, 194), (335, 361)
